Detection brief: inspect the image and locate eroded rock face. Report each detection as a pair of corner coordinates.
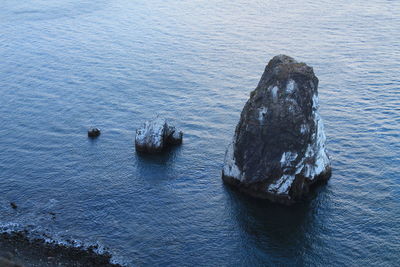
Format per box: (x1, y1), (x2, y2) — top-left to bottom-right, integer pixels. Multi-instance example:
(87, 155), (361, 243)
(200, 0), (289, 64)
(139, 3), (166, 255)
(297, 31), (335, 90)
(135, 117), (183, 153)
(222, 55), (331, 205)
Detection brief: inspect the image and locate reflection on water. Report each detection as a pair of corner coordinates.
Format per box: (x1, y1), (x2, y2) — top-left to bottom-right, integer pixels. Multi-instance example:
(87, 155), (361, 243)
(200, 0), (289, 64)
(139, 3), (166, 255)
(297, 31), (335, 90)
(225, 186), (318, 265)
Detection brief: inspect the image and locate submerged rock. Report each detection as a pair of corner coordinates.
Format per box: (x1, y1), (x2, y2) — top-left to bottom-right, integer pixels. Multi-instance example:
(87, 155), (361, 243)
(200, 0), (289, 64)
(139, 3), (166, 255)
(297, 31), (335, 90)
(222, 55), (331, 205)
(135, 117), (183, 153)
(88, 128), (101, 138)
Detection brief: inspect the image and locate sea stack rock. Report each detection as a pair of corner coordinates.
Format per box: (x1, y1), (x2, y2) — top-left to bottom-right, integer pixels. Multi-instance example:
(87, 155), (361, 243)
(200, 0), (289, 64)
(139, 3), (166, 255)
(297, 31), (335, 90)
(135, 117), (183, 153)
(222, 55), (331, 205)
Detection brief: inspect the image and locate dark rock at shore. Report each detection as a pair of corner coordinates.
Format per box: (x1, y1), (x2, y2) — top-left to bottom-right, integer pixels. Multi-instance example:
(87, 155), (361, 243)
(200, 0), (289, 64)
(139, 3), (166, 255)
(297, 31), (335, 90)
(0, 231), (122, 267)
(135, 116), (183, 153)
(88, 128), (101, 138)
(222, 55), (331, 205)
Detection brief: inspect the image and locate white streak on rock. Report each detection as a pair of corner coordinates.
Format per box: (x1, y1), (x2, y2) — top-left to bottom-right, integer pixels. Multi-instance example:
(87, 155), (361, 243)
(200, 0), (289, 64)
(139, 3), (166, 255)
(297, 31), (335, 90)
(312, 94), (319, 110)
(223, 140), (244, 181)
(268, 174), (295, 195)
(135, 117), (166, 150)
(280, 151), (298, 168)
(268, 151), (299, 194)
(312, 108), (330, 176)
(309, 80), (315, 90)
(300, 124), (308, 134)
(286, 79), (296, 93)
(267, 92), (330, 194)
(295, 93), (330, 179)
(258, 107), (268, 122)
(271, 86), (278, 102)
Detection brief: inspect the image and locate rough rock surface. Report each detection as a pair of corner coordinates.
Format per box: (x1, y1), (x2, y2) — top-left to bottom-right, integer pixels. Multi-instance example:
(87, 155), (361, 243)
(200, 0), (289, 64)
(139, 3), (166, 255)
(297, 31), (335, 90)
(222, 55), (331, 205)
(0, 256), (24, 267)
(135, 117), (183, 153)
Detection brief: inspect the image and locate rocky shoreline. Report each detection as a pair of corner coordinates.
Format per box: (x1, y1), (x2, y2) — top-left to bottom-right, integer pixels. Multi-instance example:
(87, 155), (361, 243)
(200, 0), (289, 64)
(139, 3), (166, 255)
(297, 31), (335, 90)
(0, 231), (122, 267)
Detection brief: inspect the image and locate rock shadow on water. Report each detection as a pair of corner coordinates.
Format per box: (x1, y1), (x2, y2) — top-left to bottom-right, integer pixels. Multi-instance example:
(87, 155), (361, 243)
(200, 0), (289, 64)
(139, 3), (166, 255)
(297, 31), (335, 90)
(135, 143), (182, 163)
(134, 145), (183, 183)
(223, 183), (329, 265)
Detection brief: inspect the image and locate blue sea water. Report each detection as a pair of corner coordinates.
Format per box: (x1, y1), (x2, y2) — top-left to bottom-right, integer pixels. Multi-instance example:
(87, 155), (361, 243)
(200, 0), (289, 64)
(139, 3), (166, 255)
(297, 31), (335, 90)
(0, 0), (400, 266)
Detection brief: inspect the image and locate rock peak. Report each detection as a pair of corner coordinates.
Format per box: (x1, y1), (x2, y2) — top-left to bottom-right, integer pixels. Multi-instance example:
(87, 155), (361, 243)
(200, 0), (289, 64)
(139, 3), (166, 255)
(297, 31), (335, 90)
(262, 55), (316, 86)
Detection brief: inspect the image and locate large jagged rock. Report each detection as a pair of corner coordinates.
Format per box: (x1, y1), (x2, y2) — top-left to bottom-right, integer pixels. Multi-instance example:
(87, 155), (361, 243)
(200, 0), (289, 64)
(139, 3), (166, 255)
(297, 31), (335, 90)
(135, 117), (183, 153)
(222, 55), (331, 205)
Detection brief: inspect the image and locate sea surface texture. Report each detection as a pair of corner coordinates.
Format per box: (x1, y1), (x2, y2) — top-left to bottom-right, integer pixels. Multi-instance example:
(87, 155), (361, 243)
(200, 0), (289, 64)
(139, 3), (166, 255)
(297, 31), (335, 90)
(0, 0), (399, 266)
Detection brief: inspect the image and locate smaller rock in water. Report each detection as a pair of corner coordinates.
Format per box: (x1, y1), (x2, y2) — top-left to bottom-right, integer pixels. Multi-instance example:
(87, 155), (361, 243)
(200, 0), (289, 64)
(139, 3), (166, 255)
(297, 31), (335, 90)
(88, 128), (101, 138)
(135, 117), (183, 153)
(10, 202), (17, 209)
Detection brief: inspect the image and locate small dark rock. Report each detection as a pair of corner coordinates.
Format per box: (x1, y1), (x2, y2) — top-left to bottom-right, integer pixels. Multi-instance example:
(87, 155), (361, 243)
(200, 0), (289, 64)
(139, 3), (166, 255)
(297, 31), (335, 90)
(10, 202), (17, 209)
(88, 128), (101, 138)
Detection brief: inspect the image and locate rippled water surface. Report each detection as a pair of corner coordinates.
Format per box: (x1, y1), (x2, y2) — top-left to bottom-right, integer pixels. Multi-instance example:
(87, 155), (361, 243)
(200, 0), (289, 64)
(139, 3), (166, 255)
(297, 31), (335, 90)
(1, 0), (400, 266)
